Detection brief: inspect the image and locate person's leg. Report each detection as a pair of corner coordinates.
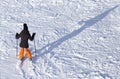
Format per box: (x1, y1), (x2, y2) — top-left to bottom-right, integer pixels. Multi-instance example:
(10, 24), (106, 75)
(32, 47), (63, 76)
(25, 48), (32, 59)
(19, 48), (24, 60)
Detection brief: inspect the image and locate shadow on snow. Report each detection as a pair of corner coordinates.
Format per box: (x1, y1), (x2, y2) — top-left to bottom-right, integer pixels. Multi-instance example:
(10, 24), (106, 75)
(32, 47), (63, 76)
(33, 5), (119, 62)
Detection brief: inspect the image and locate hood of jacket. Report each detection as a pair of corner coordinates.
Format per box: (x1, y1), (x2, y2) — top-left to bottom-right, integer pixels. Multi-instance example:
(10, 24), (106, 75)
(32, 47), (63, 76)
(23, 23), (28, 30)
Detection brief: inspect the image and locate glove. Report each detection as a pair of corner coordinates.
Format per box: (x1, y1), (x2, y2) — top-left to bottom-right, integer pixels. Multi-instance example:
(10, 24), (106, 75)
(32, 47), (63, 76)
(15, 33), (19, 39)
(33, 33), (36, 36)
(30, 33), (36, 41)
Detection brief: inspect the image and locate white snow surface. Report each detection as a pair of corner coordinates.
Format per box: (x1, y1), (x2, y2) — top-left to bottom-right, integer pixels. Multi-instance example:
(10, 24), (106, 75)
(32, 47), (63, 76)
(0, 0), (120, 79)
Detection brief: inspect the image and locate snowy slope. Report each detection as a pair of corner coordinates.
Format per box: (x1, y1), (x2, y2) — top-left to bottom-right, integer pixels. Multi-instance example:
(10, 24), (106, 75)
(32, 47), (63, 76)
(0, 0), (120, 79)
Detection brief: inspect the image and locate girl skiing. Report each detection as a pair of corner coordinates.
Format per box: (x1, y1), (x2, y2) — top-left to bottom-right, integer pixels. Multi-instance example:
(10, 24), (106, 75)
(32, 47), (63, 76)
(15, 23), (35, 60)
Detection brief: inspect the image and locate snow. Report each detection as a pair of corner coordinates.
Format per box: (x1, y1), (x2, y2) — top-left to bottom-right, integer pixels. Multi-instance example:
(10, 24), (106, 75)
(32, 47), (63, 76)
(0, 0), (120, 79)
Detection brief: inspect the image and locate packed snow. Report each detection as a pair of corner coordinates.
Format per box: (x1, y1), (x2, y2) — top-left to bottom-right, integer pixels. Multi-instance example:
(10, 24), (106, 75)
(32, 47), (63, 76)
(0, 0), (120, 79)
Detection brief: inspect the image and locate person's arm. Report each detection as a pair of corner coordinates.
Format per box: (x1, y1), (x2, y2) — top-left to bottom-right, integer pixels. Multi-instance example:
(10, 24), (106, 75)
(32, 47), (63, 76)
(29, 33), (36, 41)
(15, 33), (20, 39)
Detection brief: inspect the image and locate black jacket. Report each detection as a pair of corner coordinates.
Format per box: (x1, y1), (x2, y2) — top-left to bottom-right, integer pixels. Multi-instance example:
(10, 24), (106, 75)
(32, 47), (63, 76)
(16, 26), (35, 48)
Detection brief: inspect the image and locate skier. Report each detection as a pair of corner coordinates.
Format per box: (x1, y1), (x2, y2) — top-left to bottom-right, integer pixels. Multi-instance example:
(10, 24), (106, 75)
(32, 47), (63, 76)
(15, 23), (36, 61)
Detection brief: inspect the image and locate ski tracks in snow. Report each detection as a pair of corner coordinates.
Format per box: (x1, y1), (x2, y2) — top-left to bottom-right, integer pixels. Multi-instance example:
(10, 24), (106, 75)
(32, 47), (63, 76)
(16, 59), (38, 79)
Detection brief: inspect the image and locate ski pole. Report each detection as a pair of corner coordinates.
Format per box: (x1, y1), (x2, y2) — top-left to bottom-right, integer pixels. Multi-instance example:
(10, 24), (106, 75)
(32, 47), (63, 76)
(34, 38), (37, 55)
(16, 39), (18, 57)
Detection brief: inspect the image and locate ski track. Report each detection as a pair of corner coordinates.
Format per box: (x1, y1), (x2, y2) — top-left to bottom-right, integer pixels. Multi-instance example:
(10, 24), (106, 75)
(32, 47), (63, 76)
(16, 59), (38, 79)
(0, 0), (120, 79)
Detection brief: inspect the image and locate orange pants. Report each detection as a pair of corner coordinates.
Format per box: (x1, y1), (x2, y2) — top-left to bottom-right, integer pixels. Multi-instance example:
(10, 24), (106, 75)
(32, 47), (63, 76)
(19, 48), (32, 59)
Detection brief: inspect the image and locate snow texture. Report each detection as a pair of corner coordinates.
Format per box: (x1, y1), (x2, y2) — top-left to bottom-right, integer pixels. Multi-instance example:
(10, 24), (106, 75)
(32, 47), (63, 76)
(0, 0), (120, 79)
